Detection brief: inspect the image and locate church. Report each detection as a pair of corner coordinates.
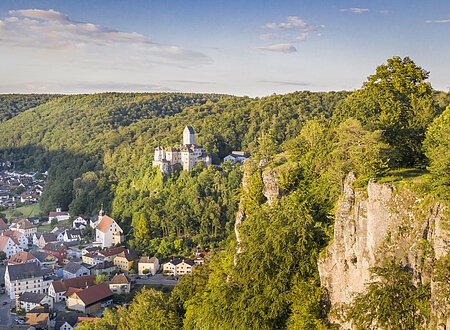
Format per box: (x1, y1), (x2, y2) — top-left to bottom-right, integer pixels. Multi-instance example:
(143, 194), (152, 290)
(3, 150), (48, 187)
(152, 126), (211, 173)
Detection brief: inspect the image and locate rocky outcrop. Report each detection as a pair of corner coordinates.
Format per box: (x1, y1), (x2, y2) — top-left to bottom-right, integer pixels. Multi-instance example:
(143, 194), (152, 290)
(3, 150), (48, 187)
(318, 173), (449, 328)
(262, 169), (282, 206)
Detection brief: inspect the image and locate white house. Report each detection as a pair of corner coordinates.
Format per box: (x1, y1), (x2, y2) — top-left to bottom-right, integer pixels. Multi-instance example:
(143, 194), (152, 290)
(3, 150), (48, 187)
(49, 275), (96, 302)
(109, 274), (131, 294)
(63, 229), (82, 242)
(10, 219), (37, 238)
(138, 256), (159, 276)
(48, 208), (70, 222)
(2, 230), (28, 249)
(72, 216), (88, 230)
(37, 233), (58, 248)
(0, 236), (20, 258)
(5, 263), (44, 300)
(62, 262), (90, 280)
(18, 292), (53, 312)
(94, 212), (123, 248)
(162, 259), (194, 276)
(223, 151), (250, 164)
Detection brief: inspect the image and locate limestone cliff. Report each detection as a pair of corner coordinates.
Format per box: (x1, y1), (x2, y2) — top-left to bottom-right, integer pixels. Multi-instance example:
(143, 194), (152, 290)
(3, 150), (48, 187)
(318, 173), (450, 328)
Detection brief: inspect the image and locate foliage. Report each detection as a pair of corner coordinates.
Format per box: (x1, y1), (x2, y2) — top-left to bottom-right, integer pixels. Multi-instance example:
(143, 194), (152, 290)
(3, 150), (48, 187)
(346, 262), (431, 330)
(0, 251), (6, 261)
(0, 94), (61, 122)
(423, 106), (450, 198)
(77, 288), (180, 330)
(335, 56), (438, 166)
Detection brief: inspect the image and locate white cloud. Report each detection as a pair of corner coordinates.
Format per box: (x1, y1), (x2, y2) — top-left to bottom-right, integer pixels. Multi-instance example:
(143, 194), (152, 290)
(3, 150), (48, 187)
(260, 16), (322, 43)
(257, 44), (297, 53)
(339, 8), (369, 14)
(425, 16), (450, 23)
(264, 16), (312, 30)
(0, 9), (210, 65)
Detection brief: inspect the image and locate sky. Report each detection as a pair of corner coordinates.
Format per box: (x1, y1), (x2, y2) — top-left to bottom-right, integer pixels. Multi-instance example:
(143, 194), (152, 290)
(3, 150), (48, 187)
(0, 0), (448, 96)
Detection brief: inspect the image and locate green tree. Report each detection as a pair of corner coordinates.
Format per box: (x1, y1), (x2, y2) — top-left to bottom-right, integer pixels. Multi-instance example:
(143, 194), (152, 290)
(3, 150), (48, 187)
(423, 106), (450, 198)
(346, 262), (431, 330)
(335, 56), (438, 166)
(0, 251), (7, 261)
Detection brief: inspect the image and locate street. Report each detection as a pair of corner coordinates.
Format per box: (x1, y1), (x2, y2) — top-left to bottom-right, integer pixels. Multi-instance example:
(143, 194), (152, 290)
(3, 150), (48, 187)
(0, 306), (11, 327)
(133, 273), (178, 286)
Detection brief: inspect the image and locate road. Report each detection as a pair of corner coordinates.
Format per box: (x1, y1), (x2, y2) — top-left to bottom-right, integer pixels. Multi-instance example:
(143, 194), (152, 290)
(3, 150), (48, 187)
(133, 274), (178, 286)
(0, 306), (11, 327)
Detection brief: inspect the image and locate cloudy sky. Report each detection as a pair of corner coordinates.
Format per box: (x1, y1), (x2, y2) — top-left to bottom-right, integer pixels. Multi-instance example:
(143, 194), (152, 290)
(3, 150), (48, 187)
(0, 0), (448, 96)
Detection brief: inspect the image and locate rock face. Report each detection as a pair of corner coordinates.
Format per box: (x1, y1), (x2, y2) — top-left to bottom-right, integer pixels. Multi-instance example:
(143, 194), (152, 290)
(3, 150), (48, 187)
(262, 169), (282, 206)
(318, 173), (449, 328)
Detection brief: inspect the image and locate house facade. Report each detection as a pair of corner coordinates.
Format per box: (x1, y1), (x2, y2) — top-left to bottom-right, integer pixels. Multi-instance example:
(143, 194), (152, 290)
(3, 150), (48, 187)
(94, 212), (123, 248)
(66, 283), (113, 314)
(0, 235), (20, 258)
(62, 262), (90, 279)
(109, 274), (130, 294)
(162, 259), (194, 276)
(114, 249), (138, 271)
(5, 262), (44, 300)
(18, 292), (53, 312)
(138, 256), (159, 276)
(48, 208), (70, 222)
(49, 275), (96, 303)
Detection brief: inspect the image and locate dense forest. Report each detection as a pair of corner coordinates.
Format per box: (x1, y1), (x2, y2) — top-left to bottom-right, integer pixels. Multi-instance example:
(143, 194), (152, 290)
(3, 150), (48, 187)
(1, 56), (450, 328)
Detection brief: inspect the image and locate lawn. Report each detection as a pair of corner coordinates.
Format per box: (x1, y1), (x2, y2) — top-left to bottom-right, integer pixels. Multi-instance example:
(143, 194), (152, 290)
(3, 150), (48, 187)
(4, 203), (42, 220)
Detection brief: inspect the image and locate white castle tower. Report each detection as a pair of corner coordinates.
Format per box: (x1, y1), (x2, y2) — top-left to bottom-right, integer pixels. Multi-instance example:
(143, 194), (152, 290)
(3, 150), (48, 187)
(183, 126), (196, 145)
(153, 125), (210, 172)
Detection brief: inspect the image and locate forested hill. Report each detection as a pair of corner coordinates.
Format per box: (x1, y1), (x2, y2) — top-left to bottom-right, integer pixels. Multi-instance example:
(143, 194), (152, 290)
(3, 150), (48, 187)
(0, 91), (347, 215)
(0, 94), (62, 122)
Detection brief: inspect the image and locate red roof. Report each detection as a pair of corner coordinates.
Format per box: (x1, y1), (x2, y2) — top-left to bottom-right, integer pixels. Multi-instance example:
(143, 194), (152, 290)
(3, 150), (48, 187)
(0, 219), (8, 231)
(69, 283), (112, 306)
(51, 275), (96, 293)
(8, 251), (37, 264)
(96, 215), (114, 233)
(64, 287), (83, 297)
(99, 246), (125, 257)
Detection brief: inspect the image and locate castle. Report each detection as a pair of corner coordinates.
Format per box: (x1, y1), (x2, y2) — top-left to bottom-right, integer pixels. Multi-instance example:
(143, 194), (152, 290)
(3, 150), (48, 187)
(152, 126), (211, 173)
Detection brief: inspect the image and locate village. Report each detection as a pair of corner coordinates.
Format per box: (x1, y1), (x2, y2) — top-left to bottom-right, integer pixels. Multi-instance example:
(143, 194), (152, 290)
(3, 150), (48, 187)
(0, 208), (211, 329)
(0, 126), (249, 329)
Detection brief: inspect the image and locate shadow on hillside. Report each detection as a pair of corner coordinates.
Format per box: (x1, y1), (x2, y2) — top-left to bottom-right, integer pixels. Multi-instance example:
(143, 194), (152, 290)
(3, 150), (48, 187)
(0, 144), (105, 215)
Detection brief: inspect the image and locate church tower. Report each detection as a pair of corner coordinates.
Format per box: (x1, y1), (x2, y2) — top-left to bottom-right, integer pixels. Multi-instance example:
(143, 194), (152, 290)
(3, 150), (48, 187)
(183, 126), (196, 145)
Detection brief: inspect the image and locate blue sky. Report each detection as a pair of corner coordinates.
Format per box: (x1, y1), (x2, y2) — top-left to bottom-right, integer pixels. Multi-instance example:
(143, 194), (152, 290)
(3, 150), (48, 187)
(0, 0), (448, 96)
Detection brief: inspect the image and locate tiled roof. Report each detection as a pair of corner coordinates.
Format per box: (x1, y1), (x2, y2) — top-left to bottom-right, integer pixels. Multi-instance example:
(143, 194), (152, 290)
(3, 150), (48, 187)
(99, 246), (125, 257)
(95, 215), (114, 233)
(64, 287), (83, 297)
(110, 274), (129, 285)
(55, 311), (79, 329)
(0, 236), (11, 250)
(18, 219), (36, 229)
(19, 292), (47, 304)
(63, 262), (88, 274)
(115, 249), (138, 262)
(0, 218), (8, 230)
(90, 261), (115, 270)
(69, 283), (112, 306)
(29, 250), (57, 263)
(7, 262), (42, 281)
(43, 242), (66, 252)
(8, 251), (37, 264)
(139, 256), (158, 264)
(51, 275), (96, 293)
